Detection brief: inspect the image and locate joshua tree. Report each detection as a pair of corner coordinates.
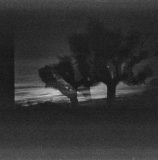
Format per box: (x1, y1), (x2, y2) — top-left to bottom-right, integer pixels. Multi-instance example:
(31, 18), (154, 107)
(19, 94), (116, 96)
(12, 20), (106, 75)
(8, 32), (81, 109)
(68, 19), (153, 105)
(39, 56), (93, 107)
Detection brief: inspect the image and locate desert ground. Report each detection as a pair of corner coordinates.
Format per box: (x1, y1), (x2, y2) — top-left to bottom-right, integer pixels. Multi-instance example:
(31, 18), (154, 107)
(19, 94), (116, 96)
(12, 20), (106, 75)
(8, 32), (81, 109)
(0, 93), (158, 160)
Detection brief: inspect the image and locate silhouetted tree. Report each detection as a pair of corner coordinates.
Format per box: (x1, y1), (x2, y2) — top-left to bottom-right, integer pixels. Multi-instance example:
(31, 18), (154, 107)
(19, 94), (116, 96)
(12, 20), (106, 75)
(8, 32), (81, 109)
(39, 56), (93, 107)
(149, 78), (158, 87)
(68, 19), (153, 106)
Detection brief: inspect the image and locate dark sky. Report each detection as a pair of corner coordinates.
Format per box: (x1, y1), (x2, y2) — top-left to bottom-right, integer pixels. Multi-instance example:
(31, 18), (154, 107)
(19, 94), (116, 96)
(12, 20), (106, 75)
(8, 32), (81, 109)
(14, 0), (158, 86)
(9, 0), (158, 11)
(14, 0), (158, 60)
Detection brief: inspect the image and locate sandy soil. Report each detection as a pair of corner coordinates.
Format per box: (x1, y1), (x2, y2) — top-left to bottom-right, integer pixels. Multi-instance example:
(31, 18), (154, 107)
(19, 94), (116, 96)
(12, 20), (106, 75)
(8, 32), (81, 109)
(0, 97), (158, 160)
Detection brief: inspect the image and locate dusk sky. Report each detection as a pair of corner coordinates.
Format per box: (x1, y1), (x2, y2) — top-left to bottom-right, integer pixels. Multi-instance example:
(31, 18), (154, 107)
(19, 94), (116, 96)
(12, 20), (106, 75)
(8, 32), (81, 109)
(14, 0), (158, 104)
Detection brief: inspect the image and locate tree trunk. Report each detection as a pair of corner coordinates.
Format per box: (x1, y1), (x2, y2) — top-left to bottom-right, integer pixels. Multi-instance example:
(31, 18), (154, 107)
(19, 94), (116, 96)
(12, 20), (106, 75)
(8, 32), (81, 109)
(69, 92), (79, 108)
(59, 87), (79, 108)
(106, 82), (117, 107)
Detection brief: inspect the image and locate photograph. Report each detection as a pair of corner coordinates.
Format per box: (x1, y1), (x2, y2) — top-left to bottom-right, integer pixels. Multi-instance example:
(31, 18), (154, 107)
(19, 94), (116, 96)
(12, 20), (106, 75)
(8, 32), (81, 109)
(1, 0), (158, 159)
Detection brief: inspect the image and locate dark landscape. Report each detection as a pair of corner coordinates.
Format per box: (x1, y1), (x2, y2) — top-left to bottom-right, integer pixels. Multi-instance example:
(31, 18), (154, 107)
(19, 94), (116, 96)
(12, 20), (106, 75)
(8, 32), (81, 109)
(1, 90), (158, 160)
(3, 0), (157, 159)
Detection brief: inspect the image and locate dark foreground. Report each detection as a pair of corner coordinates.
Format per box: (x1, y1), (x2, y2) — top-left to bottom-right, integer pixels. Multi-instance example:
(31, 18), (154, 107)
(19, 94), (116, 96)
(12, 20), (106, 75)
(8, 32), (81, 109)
(0, 97), (158, 160)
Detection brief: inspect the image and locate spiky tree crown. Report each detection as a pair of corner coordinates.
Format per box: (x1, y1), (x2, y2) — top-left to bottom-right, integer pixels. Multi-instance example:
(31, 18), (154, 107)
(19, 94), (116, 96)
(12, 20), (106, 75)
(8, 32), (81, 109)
(68, 19), (153, 86)
(39, 56), (75, 88)
(39, 65), (57, 87)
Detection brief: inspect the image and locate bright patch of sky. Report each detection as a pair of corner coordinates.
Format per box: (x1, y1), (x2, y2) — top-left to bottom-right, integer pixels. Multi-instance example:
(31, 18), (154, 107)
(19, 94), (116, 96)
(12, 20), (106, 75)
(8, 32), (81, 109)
(15, 82), (146, 106)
